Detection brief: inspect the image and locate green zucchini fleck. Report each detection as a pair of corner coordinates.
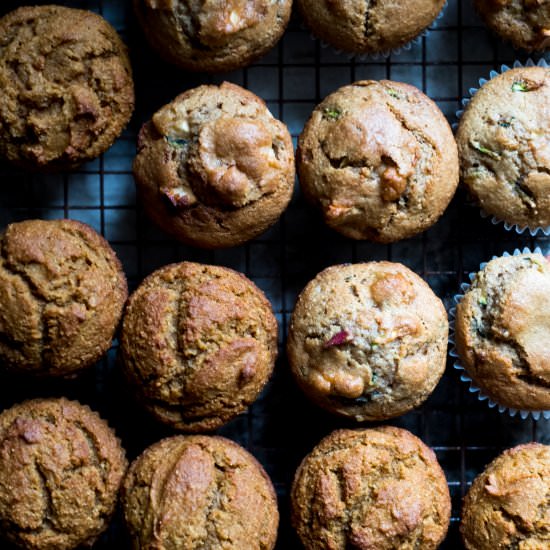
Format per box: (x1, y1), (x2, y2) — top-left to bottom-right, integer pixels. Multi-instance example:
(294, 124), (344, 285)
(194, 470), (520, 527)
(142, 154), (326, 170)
(166, 136), (188, 148)
(323, 107), (342, 120)
(470, 140), (500, 160)
(511, 81), (529, 92)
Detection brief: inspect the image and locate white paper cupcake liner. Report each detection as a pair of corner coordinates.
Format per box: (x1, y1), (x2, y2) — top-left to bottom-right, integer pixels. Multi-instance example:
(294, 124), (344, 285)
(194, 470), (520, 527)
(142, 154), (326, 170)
(449, 246), (550, 421)
(454, 58), (550, 237)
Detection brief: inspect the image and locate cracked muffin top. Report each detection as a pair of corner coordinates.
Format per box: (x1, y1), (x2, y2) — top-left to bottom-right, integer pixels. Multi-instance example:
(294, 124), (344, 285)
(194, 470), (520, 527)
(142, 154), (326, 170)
(287, 262), (448, 421)
(461, 442), (550, 550)
(133, 82), (294, 249)
(0, 219), (128, 377)
(291, 426), (451, 550)
(455, 252), (550, 411)
(457, 66), (550, 231)
(121, 261), (278, 431)
(296, 0), (445, 55)
(122, 435), (279, 549)
(0, 5), (134, 171)
(0, 397), (127, 550)
(297, 80), (458, 243)
(134, 0), (292, 72)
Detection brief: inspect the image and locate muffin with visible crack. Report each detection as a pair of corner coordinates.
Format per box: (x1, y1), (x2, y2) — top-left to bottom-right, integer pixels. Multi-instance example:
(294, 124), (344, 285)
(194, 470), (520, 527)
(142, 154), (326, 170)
(455, 252), (550, 412)
(287, 262), (448, 421)
(0, 397), (127, 550)
(120, 261), (278, 431)
(134, 0), (292, 72)
(297, 80), (458, 243)
(461, 442), (550, 550)
(457, 66), (550, 231)
(133, 82), (295, 249)
(0, 5), (134, 171)
(0, 219), (128, 377)
(122, 435), (279, 549)
(291, 426), (451, 550)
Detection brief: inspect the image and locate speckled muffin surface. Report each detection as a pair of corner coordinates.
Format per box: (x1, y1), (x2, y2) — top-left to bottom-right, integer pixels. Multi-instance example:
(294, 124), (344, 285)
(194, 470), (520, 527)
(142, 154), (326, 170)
(0, 397), (127, 550)
(134, 82), (295, 249)
(134, 0), (292, 72)
(457, 66), (550, 230)
(122, 435), (279, 549)
(455, 252), (550, 411)
(296, 0), (445, 54)
(0, 219), (128, 377)
(121, 261), (278, 431)
(287, 262), (448, 421)
(0, 5), (134, 171)
(461, 442), (550, 550)
(297, 80), (459, 243)
(291, 426), (451, 550)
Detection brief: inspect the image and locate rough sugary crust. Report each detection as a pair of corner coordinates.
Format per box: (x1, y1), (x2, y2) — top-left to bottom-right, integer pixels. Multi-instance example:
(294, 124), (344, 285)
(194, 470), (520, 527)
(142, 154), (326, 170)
(133, 82), (295, 249)
(120, 261), (278, 431)
(0, 219), (128, 377)
(0, 5), (134, 171)
(291, 426), (451, 550)
(297, 80), (458, 243)
(461, 442), (550, 550)
(122, 435), (279, 549)
(455, 253), (550, 411)
(287, 262), (448, 421)
(0, 397), (127, 550)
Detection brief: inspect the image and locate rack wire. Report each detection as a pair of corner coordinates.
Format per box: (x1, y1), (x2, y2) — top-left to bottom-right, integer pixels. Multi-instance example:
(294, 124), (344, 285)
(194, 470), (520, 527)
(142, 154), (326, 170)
(1, 0), (549, 547)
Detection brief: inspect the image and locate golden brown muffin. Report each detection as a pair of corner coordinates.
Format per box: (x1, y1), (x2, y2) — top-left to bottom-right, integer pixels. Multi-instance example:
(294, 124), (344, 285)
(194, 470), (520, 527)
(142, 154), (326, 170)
(0, 5), (134, 171)
(455, 252), (550, 412)
(0, 219), (128, 377)
(120, 261), (278, 431)
(122, 435), (279, 549)
(287, 262), (448, 421)
(457, 66), (550, 231)
(134, 82), (295, 249)
(297, 80), (459, 243)
(0, 397), (127, 550)
(134, 0), (292, 72)
(291, 426), (451, 550)
(461, 442), (550, 550)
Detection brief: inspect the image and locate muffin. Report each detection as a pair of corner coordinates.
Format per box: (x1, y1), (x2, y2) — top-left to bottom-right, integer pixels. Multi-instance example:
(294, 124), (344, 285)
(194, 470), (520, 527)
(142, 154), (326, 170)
(0, 5), (134, 171)
(474, 0), (550, 52)
(0, 219), (128, 377)
(454, 252), (550, 412)
(120, 261), (278, 431)
(291, 426), (451, 550)
(0, 397), (127, 550)
(134, 0), (292, 72)
(296, 0), (445, 55)
(457, 66), (550, 232)
(122, 435), (279, 549)
(297, 80), (459, 243)
(287, 262), (448, 421)
(461, 442), (550, 549)
(134, 82), (295, 249)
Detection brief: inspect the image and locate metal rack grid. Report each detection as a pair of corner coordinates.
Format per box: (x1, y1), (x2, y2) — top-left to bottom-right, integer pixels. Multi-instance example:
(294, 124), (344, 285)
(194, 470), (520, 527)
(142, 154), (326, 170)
(1, 0), (549, 547)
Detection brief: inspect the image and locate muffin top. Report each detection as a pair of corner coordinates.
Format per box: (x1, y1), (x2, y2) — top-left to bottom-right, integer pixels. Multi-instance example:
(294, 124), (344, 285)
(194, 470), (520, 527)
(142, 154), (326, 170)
(0, 397), (127, 550)
(0, 219), (128, 377)
(455, 252), (550, 411)
(461, 442), (550, 550)
(122, 435), (279, 549)
(134, 82), (295, 248)
(297, 80), (458, 243)
(134, 0), (292, 72)
(121, 261), (278, 431)
(0, 5), (134, 170)
(457, 66), (550, 230)
(296, 0), (445, 54)
(287, 262), (448, 421)
(291, 426), (451, 550)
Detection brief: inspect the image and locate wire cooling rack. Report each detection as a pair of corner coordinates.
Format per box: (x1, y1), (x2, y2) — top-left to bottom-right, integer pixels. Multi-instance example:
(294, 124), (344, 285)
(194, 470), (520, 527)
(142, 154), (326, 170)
(1, 1), (550, 548)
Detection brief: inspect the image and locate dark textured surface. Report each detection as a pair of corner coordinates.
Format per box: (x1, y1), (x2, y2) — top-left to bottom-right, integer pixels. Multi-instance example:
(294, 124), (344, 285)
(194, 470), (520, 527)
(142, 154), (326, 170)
(0, 0), (550, 548)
